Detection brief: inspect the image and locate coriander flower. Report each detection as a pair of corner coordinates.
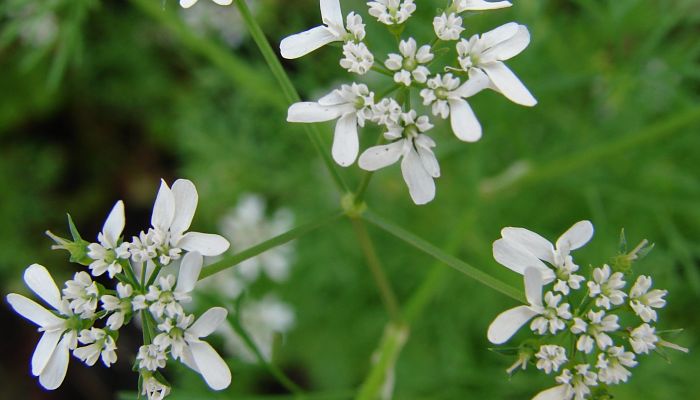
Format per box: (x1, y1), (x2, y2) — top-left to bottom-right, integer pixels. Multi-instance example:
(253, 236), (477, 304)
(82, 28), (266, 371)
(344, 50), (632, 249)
(154, 307), (231, 390)
(6, 264), (79, 390)
(358, 110), (440, 205)
(433, 13), (464, 41)
(493, 220), (594, 287)
(535, 345), (567, 374)
(73, 327), (117, 367)
(280, 0), (364, 59)
(340, 41), (374, 74)
(587, 264), (626, 309)
(288, 83), (374, 166)
(62, 271), (100, 319)
(420, 71), (490, 142)
(100, 282), (134, 330)
(87, 200), (130, 278)
(142, 374), (171, 400)
(456, 22), (537, 106)
(570, 310), (620, 354)
(629, 275), (667, 322)
(487, 268), (572, 344)
(137, 344), (168, 371)
(180, 0), (233, 9)
(533, 364), (598, 400)
(596, 346), (637, 385)
(370, 98), (402, 127)
(367, 0), (416, 25)
(385, 38), (433, 86)
(629, 323), (658, 354)
(455, 0), (512, 12)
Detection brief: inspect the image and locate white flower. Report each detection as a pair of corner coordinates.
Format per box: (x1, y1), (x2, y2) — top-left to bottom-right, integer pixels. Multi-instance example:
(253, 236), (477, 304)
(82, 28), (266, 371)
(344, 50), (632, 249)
(587, 264), (626, 309)
(420, 72), (491, 142)
(154, 308), (231, 390)
(535, 345), (567, 374)
(287, 83), (374, 166)
(506, 350), (531, 375)
(370, 98), (402, 127)
(137, 344), (168, 372)
(131, 179), (230, 270)
(629, 323), (658, 354)
(493, 220), (594, 286)
(367, 0), (416, 25)
(385, 38), (433, 86)
(101, 282), (134, 330)
(74, 328), (117, 367)
(533, 364), (598, 400)
(455, 0), (512, 12)
(87, 200), (130, 278)
(487, 268), (571, 344)
(142, 375), (171, 400)
(570, 310), (620, 354)
(280, 0), (363, 59)
(6, 264), (79, 390)
(180, 0), (233, 9)
(629, 275), (667, 322)
(141, 251), (204, 319)
(596, 346), (637, 385)
(433, 13), (464, 41)
(456, 22), (537, 106)
(62, 271), (99, 318)
(340, 41), (374, 75)
(358, 111), (440, 205)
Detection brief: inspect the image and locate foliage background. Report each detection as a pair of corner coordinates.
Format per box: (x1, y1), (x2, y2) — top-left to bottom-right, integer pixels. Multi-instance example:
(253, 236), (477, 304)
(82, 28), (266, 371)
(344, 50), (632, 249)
(0, 0), (698, 398)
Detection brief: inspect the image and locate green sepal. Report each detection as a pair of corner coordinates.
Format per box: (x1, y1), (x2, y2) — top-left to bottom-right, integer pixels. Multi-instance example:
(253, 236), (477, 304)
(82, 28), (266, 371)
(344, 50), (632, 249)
(45, 214), (92, 265)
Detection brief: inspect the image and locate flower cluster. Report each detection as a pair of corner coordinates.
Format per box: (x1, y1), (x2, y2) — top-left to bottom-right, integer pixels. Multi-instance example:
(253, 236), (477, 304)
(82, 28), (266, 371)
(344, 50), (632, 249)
(487, 221), (688, 399)
(6, 179), (232, 399)
(281, 0), (536, 204)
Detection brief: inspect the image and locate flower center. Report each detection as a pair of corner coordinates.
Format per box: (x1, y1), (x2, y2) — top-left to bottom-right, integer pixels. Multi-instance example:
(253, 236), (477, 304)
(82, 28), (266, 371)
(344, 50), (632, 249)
(402, 57), (417, 71)
(435, 87), (449, 100)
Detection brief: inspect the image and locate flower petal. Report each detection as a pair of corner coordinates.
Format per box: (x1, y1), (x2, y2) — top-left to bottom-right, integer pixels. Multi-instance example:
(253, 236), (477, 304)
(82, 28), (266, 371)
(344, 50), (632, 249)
(487, 305), (538, 344)
(32, 330), (62, 376)
(151, 179), (175, 232)
(102, 201), (125, 248)
(287, 102), (344, 123)
(415, 136), (440, 178)
(459, 0), (512, 11)
(212, 0), (233, 4)
(189, 340), (232, 390)
(178, 232), (230, 256)
(320, 0), (344, 28)
(481, 22), (519, 50)
(38, 334), (70, 390)
(170, 179), (198, 236)
(492, 239), (554, 281)
(179, 0), (197, 8)
(332, 113), (359, 167)
(452, 69), (491, 98)
(189, 307), (228, 338)
(401, 148), (436, 205)
(358, 141), (404, 171)
(532, 385), (570, 400)
(23, 264), (62, 311)
(280, 26), (338, 59)
(483, 24), (530, 61)
(448, 99), (482, 142)
(501, 227), (554, 264)
(523, 267), (544, 307)
(556, 220), (594, 252)
(481, 61), (537, 106)
(6, 294), (64, 328)
(176, 251), (203, 294)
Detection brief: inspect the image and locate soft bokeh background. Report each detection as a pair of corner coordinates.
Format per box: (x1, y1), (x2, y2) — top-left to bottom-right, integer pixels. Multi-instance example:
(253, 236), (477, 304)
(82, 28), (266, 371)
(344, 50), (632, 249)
(1, 0), (699, 398)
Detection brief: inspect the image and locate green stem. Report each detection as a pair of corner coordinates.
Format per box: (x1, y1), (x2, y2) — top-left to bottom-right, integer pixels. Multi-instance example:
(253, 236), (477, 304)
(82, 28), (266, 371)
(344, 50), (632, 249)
(200, 210), (344, 280)
(234, 0), (349, 193)
(354, 322), (409, 400)
(350, 218), (401, 321)
(362, 211), (524, 302)
(371, 64), (393, 77)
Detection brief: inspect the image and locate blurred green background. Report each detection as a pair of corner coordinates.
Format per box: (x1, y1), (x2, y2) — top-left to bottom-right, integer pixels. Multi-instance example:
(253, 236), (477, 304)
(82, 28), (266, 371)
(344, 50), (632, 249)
(1, 0), (698, 398)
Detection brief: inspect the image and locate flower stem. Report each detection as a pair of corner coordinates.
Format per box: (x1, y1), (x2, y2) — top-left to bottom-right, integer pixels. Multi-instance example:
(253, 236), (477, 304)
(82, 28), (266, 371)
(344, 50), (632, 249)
(199, 210), (344, 280)
(354, 322), (409, 400)
(350, 218), (401, 321)
(234, 0), (350, 193)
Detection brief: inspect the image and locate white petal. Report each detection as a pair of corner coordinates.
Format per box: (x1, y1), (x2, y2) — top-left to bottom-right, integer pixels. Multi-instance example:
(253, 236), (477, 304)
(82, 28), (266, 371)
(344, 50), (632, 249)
(32, 330), (62, 376)
(415, 137), (440, 178)
(170, 179), (198, 235)
(481, 62), (537, 106)
(452, 69), (491, 98)
(178, 232), (230, 256)
(280, 26), (338, 59)
(532, 385), (570, 400)
(358, 141), (404, 171)
(332, 113), (359, 167)
(176, 251), (203, 294)
(483, 25), (530, 61)
(487, 305), (538, 344)
(556, 220), (594, 252)
(23, 264), (62, 311)
(320, 0), (344, 28)
(501, 227), (554, 264)
(189, 340), (232, 390)
(6, 294), (63, 327)
(287, 102), (344, 123)
(459, 0), (511, 11)
(492, 239), (554, 281)
(523, 267), (544, 307)
(189, 307), (228, 338)
(212, 0), (233, 4)
(179, 0), (197, 8)
(38, 334), (71, 390)
(481, 22), (520, 50)
(448, 99), (482, 142)
(401, 148), (435, 205)
(151, 179), (175, 231)
(102, 201), (125, 248)
(318, 89), (346, 106)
